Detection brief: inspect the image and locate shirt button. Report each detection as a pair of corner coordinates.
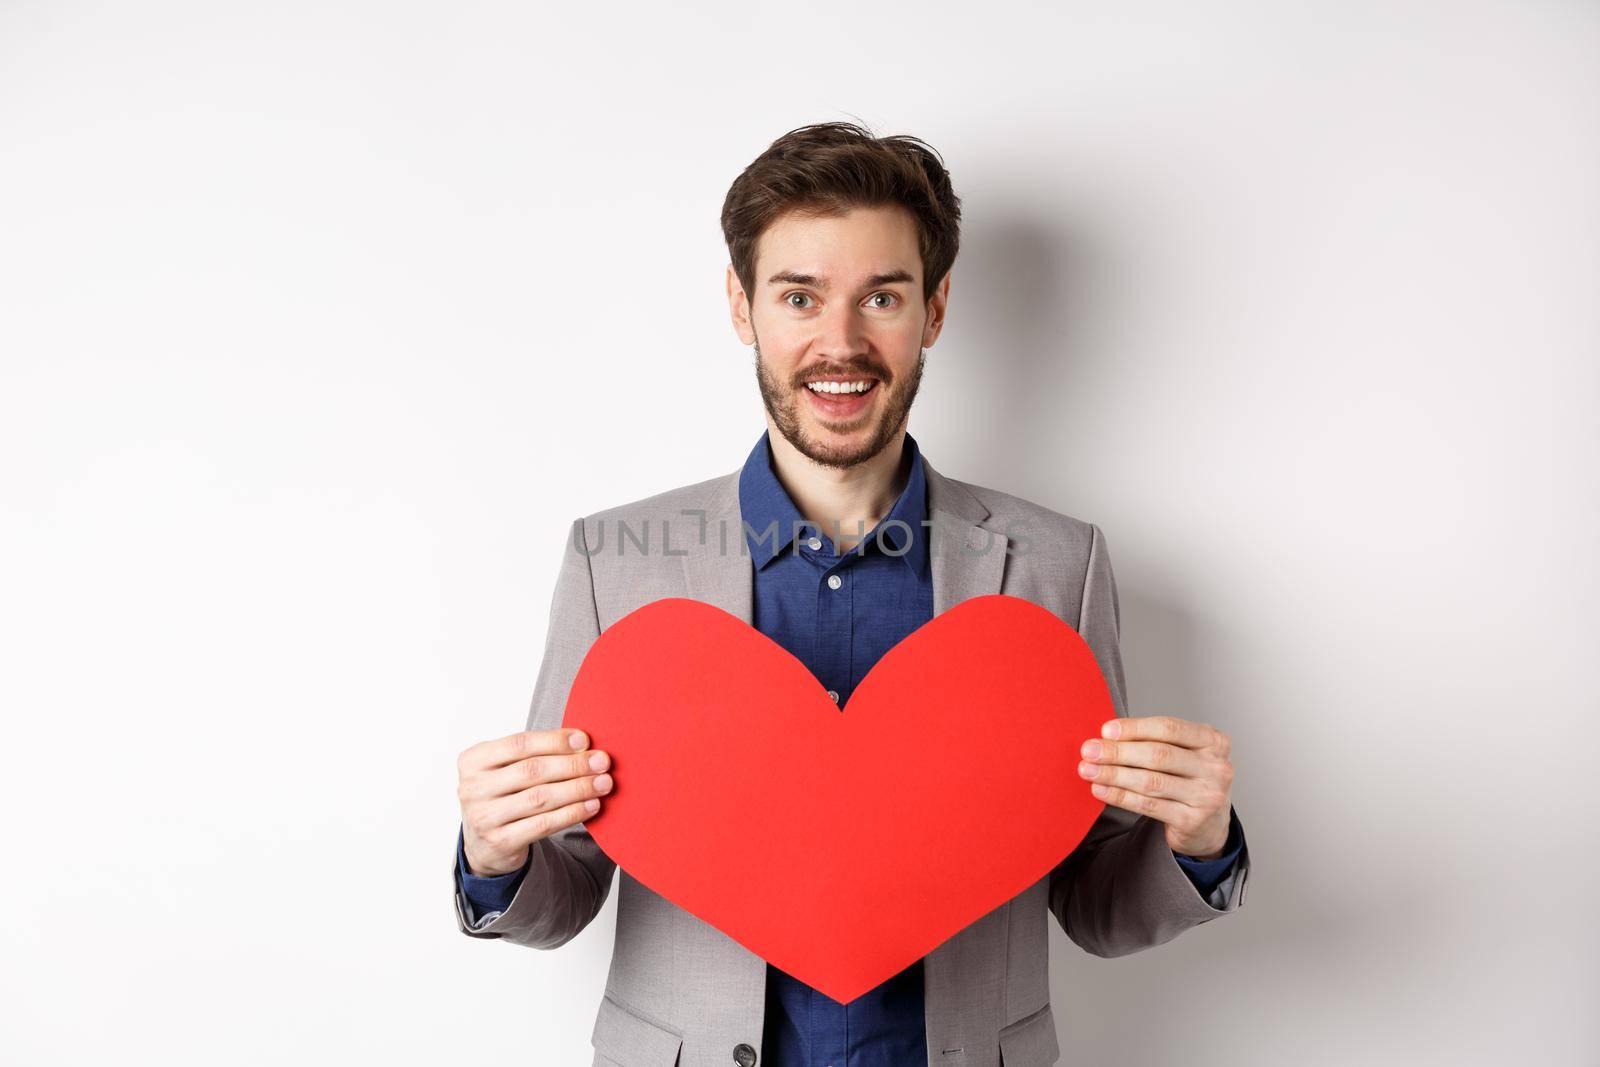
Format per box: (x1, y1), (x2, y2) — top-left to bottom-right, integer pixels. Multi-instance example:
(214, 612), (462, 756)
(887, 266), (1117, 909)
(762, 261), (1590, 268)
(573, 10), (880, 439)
(827, 574), (842, 590)
(827, 689), (839, 703)
(732, 1043), (758, 1067)
(807, 536), (823, 550)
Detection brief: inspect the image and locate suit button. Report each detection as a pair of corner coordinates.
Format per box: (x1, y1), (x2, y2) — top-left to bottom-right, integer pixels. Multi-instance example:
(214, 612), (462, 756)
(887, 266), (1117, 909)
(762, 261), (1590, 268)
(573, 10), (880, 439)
(732, 1043), (757, 1066)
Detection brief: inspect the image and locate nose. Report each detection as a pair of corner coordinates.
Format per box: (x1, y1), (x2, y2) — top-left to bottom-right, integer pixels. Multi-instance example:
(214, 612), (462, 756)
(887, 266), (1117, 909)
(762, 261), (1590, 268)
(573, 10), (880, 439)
(811, 301), (870, 361)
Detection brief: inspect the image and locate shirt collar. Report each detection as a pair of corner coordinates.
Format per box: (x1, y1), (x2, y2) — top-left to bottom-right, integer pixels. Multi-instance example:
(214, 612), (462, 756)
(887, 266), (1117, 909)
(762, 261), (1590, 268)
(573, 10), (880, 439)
(737, 429), (929, 578)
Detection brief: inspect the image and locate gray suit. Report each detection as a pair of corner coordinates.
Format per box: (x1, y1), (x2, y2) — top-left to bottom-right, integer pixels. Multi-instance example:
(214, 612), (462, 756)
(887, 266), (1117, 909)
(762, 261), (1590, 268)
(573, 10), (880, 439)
(452, 453), (1250, 1066)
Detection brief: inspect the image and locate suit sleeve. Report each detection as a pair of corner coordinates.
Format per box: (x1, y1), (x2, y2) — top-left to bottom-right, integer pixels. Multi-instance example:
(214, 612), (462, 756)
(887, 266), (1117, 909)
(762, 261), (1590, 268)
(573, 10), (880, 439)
(451, 516), (619, 948)
(1046, 522), (1251, 956)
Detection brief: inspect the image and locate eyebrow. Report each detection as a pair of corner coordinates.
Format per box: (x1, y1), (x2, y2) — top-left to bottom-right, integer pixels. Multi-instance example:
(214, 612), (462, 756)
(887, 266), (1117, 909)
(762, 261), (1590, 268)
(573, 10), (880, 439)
(765, 269), (916, 290)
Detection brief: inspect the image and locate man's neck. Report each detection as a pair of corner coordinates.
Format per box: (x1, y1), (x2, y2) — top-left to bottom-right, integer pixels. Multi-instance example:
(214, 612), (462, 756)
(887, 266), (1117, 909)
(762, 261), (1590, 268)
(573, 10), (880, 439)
(764, 422), (908, 554)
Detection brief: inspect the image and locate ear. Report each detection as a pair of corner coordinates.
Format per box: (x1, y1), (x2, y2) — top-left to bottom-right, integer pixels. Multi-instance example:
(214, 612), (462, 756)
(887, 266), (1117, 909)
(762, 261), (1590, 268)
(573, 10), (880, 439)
(921, 269), (952, 347)
(727, 264), (756, 345)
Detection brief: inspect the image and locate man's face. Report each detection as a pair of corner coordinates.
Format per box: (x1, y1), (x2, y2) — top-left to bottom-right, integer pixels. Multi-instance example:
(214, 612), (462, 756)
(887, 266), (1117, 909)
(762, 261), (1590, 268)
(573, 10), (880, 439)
(727, 203), (950, 471)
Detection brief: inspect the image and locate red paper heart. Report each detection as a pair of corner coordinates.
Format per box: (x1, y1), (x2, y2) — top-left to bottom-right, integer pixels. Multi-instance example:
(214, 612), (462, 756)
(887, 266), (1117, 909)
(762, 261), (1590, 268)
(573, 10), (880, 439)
(564, 593), (1112, 1004)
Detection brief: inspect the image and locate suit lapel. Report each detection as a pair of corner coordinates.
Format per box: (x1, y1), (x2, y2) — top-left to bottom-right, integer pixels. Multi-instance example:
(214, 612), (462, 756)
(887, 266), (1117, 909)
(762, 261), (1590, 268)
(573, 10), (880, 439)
(923, 455), (1009, 612)
(680, 469), (754, 623)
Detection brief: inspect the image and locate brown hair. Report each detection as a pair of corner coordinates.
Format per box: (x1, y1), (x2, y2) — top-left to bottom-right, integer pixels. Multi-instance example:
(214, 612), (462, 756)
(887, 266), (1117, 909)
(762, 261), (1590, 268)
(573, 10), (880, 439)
(720, 121), (962, 305)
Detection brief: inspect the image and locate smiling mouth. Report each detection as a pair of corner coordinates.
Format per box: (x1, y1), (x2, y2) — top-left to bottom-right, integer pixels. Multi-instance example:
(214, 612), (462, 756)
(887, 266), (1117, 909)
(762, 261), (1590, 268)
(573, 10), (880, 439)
(801, 377), (880, 419)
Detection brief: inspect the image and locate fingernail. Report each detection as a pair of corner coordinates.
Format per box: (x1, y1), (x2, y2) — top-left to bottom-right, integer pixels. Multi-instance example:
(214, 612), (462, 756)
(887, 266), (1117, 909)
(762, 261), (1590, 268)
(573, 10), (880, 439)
(569, 730), (588, 749)
(1101, 721), (1120, 739)
(1082, 740), (1103, 759)
(594, 773), (613, 792)
(1091, 783), (1110, 798)
(588, 752), (608, 772)
(585, 798), (600, 813)
(1078, 761), (1098, 779)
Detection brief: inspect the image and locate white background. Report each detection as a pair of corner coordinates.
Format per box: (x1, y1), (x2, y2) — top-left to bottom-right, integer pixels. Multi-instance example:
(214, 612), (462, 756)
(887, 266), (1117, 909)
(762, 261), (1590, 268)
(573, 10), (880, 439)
(2, 1), (1595, 1064)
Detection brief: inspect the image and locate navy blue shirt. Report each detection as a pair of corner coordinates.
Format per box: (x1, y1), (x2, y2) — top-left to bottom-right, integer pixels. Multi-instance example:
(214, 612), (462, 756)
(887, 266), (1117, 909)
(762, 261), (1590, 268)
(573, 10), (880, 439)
(457, 429), (1242, 1065)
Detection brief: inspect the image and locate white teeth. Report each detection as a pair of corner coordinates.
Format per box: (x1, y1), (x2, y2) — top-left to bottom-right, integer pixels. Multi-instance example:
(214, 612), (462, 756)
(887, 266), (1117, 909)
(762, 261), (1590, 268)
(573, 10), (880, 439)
(805, 380), (873, 395)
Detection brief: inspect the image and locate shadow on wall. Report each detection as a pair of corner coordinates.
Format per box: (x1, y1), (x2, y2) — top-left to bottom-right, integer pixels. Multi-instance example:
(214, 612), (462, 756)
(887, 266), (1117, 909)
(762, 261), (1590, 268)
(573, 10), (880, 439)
(931, 203), (1125, 497)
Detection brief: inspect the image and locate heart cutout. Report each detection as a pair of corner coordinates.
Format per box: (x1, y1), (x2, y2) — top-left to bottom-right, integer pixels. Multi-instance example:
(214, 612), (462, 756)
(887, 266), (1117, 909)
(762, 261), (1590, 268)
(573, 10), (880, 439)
(564, 593), (1111, 1004)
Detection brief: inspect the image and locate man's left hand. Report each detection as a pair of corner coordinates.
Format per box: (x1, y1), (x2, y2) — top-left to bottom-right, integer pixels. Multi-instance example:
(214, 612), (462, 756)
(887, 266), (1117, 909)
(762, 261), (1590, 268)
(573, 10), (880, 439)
(1078, 715), (1235, 860)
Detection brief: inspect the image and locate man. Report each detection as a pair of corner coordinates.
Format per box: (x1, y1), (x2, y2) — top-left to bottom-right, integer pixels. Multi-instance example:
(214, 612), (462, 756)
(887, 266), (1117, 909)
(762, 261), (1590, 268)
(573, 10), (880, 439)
(452, 122), (1249, 1067)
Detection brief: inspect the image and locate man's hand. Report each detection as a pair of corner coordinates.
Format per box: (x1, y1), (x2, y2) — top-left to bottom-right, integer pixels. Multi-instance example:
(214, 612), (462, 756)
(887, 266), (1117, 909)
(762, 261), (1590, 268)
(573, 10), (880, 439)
(457, 727), (614, 877)
(1077, 716), (1235, 860)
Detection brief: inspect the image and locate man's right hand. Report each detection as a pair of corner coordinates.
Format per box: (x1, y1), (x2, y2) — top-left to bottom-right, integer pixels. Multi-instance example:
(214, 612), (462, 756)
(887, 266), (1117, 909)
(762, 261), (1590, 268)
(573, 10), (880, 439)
(457, 728), (613, 877)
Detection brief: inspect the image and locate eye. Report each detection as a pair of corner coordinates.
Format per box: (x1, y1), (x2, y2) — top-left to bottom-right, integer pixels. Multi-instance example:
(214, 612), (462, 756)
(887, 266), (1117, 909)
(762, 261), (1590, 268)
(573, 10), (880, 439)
(785, 292), (815, 309)
(866, 292), (899, 309)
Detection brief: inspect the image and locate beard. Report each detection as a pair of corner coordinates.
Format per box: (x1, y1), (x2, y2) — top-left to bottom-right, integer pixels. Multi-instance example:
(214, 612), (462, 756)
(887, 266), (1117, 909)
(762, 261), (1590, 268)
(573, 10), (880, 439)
(752, 335), (926, 471)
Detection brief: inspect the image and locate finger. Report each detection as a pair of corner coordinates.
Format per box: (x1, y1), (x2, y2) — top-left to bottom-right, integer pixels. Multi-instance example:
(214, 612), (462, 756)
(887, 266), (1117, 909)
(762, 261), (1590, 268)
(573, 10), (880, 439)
(1089, 781), (1194, 827)
(1082, 739), (1208, 780)
(465, 747), (611, 801)
(1101, 715), (1223, 752)
(494, 796), (604, 851)
(460, 727), (591, 774)
(1078, 760), (1209, 806)
(479, 770), (614, 831)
